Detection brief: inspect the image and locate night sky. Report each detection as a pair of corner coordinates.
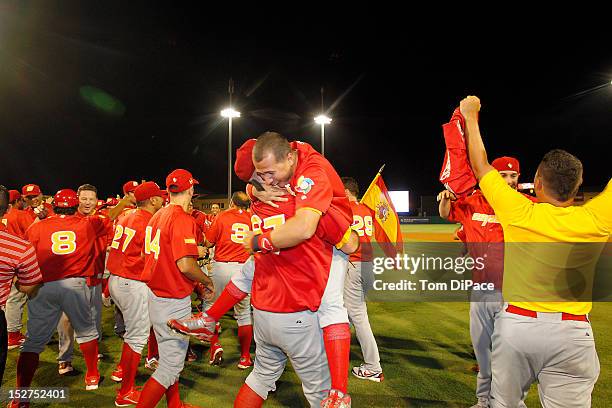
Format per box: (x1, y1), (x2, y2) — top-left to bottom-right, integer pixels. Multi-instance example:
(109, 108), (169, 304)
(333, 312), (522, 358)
(1, 4), (611, 212)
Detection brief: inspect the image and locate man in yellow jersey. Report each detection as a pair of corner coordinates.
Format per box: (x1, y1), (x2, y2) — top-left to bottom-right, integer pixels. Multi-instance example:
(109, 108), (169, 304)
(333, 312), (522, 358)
(459, 95), (611, 407)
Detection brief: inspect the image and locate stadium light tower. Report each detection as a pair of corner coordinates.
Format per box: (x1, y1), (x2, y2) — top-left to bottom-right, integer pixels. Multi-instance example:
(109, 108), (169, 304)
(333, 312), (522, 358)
(315, 87), (332, 156)
(221, 79), (240, 204)
(314, 114), (332, 156)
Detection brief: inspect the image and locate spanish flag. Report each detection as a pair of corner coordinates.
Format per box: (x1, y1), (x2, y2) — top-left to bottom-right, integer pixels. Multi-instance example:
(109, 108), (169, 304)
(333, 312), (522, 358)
(360, 165), (403, 258)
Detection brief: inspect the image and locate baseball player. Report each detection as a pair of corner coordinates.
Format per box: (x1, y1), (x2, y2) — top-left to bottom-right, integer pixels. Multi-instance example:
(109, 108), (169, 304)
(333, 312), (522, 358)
(106, 181), (164, 406)
(201, 191), (253, 368)
(438, 157), (534, 408)
(459, 95), (611, 407)
(135, 169), (214, 408)
(341, 177), (384, 383)
(0, 185), (43, 386)
(170, 134), (357, 408)
(3, 190), (33, 351)
(208, 203), (220, 224)
(10, 189), (108, 404)
(108, 181), (140, 220)
(56, 184), (112, 374)
(21, 184), (54, 223)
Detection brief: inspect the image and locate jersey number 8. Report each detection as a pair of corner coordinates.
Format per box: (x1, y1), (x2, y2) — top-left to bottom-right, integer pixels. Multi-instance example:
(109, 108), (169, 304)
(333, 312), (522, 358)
(230, 223), (250, 244)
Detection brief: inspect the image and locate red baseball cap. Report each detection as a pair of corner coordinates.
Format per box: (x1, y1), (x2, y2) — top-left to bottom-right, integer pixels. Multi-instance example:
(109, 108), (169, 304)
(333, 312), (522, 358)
(166, 169), (199, 193)
(134, 181), (164, 202)
(54, 189), (79, 208)
(8, 190), (21, 203)
(492, 156), (520, 173)
(22, 184), (42, 197)
(123, 181), (139, 195)
(161, 190), (169, 205)
(234, 139), (257, 182)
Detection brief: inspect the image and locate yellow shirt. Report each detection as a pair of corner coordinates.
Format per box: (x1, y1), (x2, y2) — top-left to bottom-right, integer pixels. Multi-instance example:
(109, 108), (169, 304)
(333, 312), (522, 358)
(479, 170), (612, 315)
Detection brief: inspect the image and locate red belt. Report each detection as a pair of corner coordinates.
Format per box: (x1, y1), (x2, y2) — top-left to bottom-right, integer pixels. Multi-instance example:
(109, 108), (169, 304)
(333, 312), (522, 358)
(506, 305), (589, 322)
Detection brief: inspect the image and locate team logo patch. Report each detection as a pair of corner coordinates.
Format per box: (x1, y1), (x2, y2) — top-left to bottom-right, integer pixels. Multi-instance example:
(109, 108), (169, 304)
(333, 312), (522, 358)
(26, 186), (34, 192)
(376, 201), (390, 223)
(295, 176), (314, 195)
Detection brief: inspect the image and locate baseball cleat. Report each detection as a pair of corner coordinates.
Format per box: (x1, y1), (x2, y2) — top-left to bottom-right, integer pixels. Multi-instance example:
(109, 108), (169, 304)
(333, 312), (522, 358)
(7, 332), (25, 350)
(115, 388), (141, 407)
(321, 389), (351, 408)
(111, 365), (123, 382)
(85, 373), (100, 390)
(7, 400), (29, 408)
(97, 353), (105, 361)
(209, 342), (223, 366)
(469, 397), (489, 408)
(185, 346), (197, 362)
(58, 361), (74, 376)
(145, 357), (159, 371)
(167, 312), (217, 342)
(237, 356), (253, 370)
(351, 364), (384, 382)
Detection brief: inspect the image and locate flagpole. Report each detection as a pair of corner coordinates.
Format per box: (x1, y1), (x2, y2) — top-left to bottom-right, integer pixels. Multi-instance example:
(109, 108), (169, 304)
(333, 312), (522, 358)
(359, 164), (386, 204)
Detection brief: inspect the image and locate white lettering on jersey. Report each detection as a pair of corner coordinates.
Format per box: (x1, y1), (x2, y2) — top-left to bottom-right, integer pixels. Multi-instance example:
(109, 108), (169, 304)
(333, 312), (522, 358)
(471, 212), (499, 226)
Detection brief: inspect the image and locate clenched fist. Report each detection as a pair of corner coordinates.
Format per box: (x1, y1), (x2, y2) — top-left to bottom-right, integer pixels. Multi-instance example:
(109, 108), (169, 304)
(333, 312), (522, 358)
(460, 95), (481, 119)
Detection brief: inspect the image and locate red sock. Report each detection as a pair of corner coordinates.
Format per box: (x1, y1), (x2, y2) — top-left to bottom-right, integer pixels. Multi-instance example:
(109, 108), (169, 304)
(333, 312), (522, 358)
(78, 339), (100, 378)
(234, 383), (264, 408)
(165, 381), (181, 408)
(16, 352), (39, 388)
(322, 323), (351, 394)
(207, 281), (247, 321)
(135, 377), (166, 408)
(115, 341), (129, 374)
(147, 328), (158, 360)
(237, 325), (253, 358)
(102, 277), (110, 298)
(119, 343), (142, 394)
(210, 331), (219, 346)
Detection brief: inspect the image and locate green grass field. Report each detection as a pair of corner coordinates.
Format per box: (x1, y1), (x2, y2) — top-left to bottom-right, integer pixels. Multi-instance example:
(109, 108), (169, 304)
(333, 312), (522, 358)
(2, 224), (610, 407)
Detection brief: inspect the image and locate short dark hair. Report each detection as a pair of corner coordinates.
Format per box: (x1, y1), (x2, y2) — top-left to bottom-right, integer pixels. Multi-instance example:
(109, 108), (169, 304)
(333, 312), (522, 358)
(53, 206), (78, 215)
(231, 191), (250, 210)
(253, 132), (292, 163)
(77, 184), (98, 196)
(0, 185), (8, 218)
(342, 177), (359, 196)
(538, 149), (583, 202)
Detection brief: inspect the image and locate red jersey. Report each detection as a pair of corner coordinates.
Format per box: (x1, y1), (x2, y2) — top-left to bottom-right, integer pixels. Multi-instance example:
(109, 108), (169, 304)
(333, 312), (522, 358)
(349, 200), (373, 262)
(249, 141), (351, 313)
(141, 205), (200, 298)
(0, 224), (43, 307)
(191, 209), (209, 243)
(2, 208), (35, 239)
(25, 214), (108, 283)
(205, 208), (251, 263)
(106, 209), (153, 281)
(75, 211), (113, 286)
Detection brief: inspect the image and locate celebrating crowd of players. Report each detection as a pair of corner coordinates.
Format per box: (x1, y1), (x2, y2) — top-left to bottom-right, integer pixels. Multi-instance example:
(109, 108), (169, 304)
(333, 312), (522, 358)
(0, 131), (384, 408)
(1, 95), (611, 408)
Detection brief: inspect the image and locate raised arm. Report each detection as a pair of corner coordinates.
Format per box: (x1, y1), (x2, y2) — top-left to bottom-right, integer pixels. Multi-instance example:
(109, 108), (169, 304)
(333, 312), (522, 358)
(460, 96), (495, 180)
